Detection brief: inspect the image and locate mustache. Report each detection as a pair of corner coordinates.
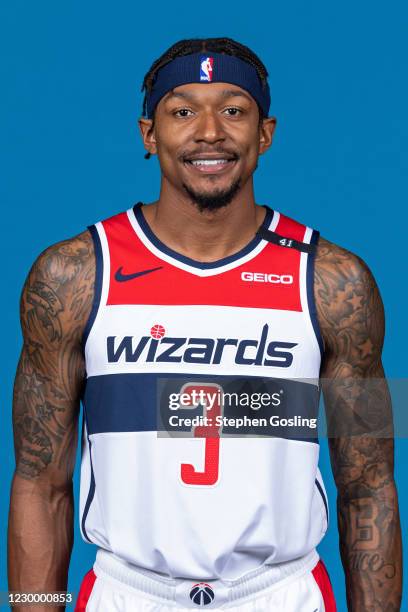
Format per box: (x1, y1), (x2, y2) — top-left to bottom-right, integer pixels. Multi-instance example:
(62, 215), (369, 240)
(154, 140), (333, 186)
(179, 147), (240, 162)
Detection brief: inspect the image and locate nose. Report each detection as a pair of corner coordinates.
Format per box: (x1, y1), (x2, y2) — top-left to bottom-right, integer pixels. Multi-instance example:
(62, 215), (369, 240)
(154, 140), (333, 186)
(194, 110), (226, 144)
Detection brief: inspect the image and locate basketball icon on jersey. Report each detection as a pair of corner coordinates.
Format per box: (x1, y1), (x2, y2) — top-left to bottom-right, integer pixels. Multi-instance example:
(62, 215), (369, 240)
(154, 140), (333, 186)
(200, 56), (214, 82)
(150, 324), (165, 339)
(189, 582), (215, 606)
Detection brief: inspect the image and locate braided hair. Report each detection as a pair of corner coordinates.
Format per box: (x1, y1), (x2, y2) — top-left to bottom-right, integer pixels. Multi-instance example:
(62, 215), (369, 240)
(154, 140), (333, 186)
(141, 38), (269, 158)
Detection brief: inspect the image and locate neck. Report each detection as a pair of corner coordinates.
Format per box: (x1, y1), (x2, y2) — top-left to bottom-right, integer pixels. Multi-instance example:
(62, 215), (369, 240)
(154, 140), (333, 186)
(142, 178), (267, 263)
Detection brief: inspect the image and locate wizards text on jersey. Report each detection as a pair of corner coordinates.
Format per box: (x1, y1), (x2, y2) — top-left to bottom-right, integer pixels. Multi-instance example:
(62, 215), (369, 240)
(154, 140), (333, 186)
(107, 324), (297, 367)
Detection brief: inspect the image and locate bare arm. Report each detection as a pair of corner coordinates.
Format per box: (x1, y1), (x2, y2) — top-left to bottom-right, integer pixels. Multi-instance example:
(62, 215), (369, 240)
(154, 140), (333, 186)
(315, 237), (402, 611)
(8, 231), (94, 611)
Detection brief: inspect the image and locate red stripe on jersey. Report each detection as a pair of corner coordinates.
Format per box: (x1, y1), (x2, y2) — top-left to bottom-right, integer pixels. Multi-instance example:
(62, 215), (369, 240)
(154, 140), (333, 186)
(275, 212), (308, 242)
(75, 569), (97, 611)
(312, 560), (337, 611)
(103, 212), (304, 311)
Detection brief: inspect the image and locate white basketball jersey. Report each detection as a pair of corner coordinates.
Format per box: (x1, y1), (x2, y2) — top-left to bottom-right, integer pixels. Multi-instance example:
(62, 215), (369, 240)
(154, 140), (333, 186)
(79, 203), (328, 581)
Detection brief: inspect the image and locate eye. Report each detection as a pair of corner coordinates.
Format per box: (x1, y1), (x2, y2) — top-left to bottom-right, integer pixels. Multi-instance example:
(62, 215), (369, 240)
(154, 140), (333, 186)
(223, 107), (243, 116)
(173, 108), (194, 118)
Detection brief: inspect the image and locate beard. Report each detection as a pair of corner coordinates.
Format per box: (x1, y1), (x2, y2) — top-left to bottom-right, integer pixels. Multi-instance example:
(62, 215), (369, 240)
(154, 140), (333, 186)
(182, 177), (242, 213)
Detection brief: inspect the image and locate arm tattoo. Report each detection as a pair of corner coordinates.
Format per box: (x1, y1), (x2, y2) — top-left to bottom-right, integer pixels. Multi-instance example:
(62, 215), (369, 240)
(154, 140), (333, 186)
(315, 237), (402, 611)
(13, 230), (95, 481)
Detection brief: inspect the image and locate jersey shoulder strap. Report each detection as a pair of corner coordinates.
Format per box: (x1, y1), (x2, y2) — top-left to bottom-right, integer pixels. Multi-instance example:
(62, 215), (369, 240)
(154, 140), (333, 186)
(257, 211), (319, 254)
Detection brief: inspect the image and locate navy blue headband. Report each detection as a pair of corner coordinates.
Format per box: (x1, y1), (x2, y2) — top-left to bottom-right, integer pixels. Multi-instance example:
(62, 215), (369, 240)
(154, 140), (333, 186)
(145, 52), (270, 118)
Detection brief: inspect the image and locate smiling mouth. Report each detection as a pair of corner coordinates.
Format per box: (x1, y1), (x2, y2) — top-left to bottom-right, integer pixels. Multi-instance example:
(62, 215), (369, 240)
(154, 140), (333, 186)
(183, 157), (238, 173)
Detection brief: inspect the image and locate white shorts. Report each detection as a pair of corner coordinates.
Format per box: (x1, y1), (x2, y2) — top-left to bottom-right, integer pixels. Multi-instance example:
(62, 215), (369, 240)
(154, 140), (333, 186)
(75, 548), (336, 611)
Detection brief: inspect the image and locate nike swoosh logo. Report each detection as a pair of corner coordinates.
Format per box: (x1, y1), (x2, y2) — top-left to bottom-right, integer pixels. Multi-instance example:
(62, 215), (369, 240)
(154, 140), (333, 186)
(114, 266), (163, 282)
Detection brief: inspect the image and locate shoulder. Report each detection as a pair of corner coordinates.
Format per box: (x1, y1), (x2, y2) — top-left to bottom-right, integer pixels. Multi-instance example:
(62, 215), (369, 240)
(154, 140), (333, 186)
(314, 235), (377, 290)
(27, 229), (95, 284)
(21, 229), (95, 343)
(314, 236), (384, 364)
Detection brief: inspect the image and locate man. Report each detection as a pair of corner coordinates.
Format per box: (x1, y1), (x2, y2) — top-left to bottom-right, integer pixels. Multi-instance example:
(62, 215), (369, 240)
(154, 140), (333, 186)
(8, 37), (402, 611)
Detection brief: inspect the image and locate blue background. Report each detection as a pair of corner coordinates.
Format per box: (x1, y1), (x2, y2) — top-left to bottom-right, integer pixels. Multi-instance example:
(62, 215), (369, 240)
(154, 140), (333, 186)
(1, 1), (407, 610)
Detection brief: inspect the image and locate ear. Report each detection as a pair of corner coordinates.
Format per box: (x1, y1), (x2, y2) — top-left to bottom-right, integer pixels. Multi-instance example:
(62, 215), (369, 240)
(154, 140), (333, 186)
(258, 117), (277, 155)
(138, 118), (157, 156)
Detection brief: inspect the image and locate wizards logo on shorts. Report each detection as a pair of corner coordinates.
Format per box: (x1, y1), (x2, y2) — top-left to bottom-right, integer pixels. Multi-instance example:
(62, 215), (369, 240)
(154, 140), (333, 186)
(190, 583), (215, 606)
(200, 56), (214, 82)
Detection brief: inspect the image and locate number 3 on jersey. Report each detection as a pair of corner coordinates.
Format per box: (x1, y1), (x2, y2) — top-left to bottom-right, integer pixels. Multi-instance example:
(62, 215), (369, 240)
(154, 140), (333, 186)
(180, 383), (222, 486)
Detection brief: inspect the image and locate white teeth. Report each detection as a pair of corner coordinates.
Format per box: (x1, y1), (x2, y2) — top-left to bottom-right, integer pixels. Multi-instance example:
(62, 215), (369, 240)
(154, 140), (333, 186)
(191, 159), (229, 166)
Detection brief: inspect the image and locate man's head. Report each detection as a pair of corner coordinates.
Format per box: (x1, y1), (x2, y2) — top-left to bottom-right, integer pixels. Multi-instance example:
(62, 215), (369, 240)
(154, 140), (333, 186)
(138, 38), (276, 212)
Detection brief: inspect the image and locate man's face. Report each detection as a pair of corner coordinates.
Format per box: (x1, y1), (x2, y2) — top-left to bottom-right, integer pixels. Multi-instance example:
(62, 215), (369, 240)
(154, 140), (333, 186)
(139, 82), (276, 211)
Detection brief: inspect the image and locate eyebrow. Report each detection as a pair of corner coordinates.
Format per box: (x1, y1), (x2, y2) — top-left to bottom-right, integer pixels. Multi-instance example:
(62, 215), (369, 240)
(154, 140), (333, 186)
(220, 89), (253, 102)
(164, 88), (253, 103)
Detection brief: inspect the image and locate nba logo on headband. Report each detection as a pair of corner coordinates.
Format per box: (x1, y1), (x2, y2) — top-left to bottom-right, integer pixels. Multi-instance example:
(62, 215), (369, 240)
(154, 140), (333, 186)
(145, 52), (271, 118)
(200, 56), (214, 82)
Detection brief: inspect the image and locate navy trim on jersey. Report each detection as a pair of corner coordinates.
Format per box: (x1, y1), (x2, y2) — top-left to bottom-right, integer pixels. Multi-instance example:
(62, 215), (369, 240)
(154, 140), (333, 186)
(133, 202), (274, 270)
(315, 478), (329, 524)
(81, 224), (103, 353)
(80, 410), (96, 543)
(307, 229), (324, 359)
(83, 372), (320, 443)
(256, 227), (316, 253)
